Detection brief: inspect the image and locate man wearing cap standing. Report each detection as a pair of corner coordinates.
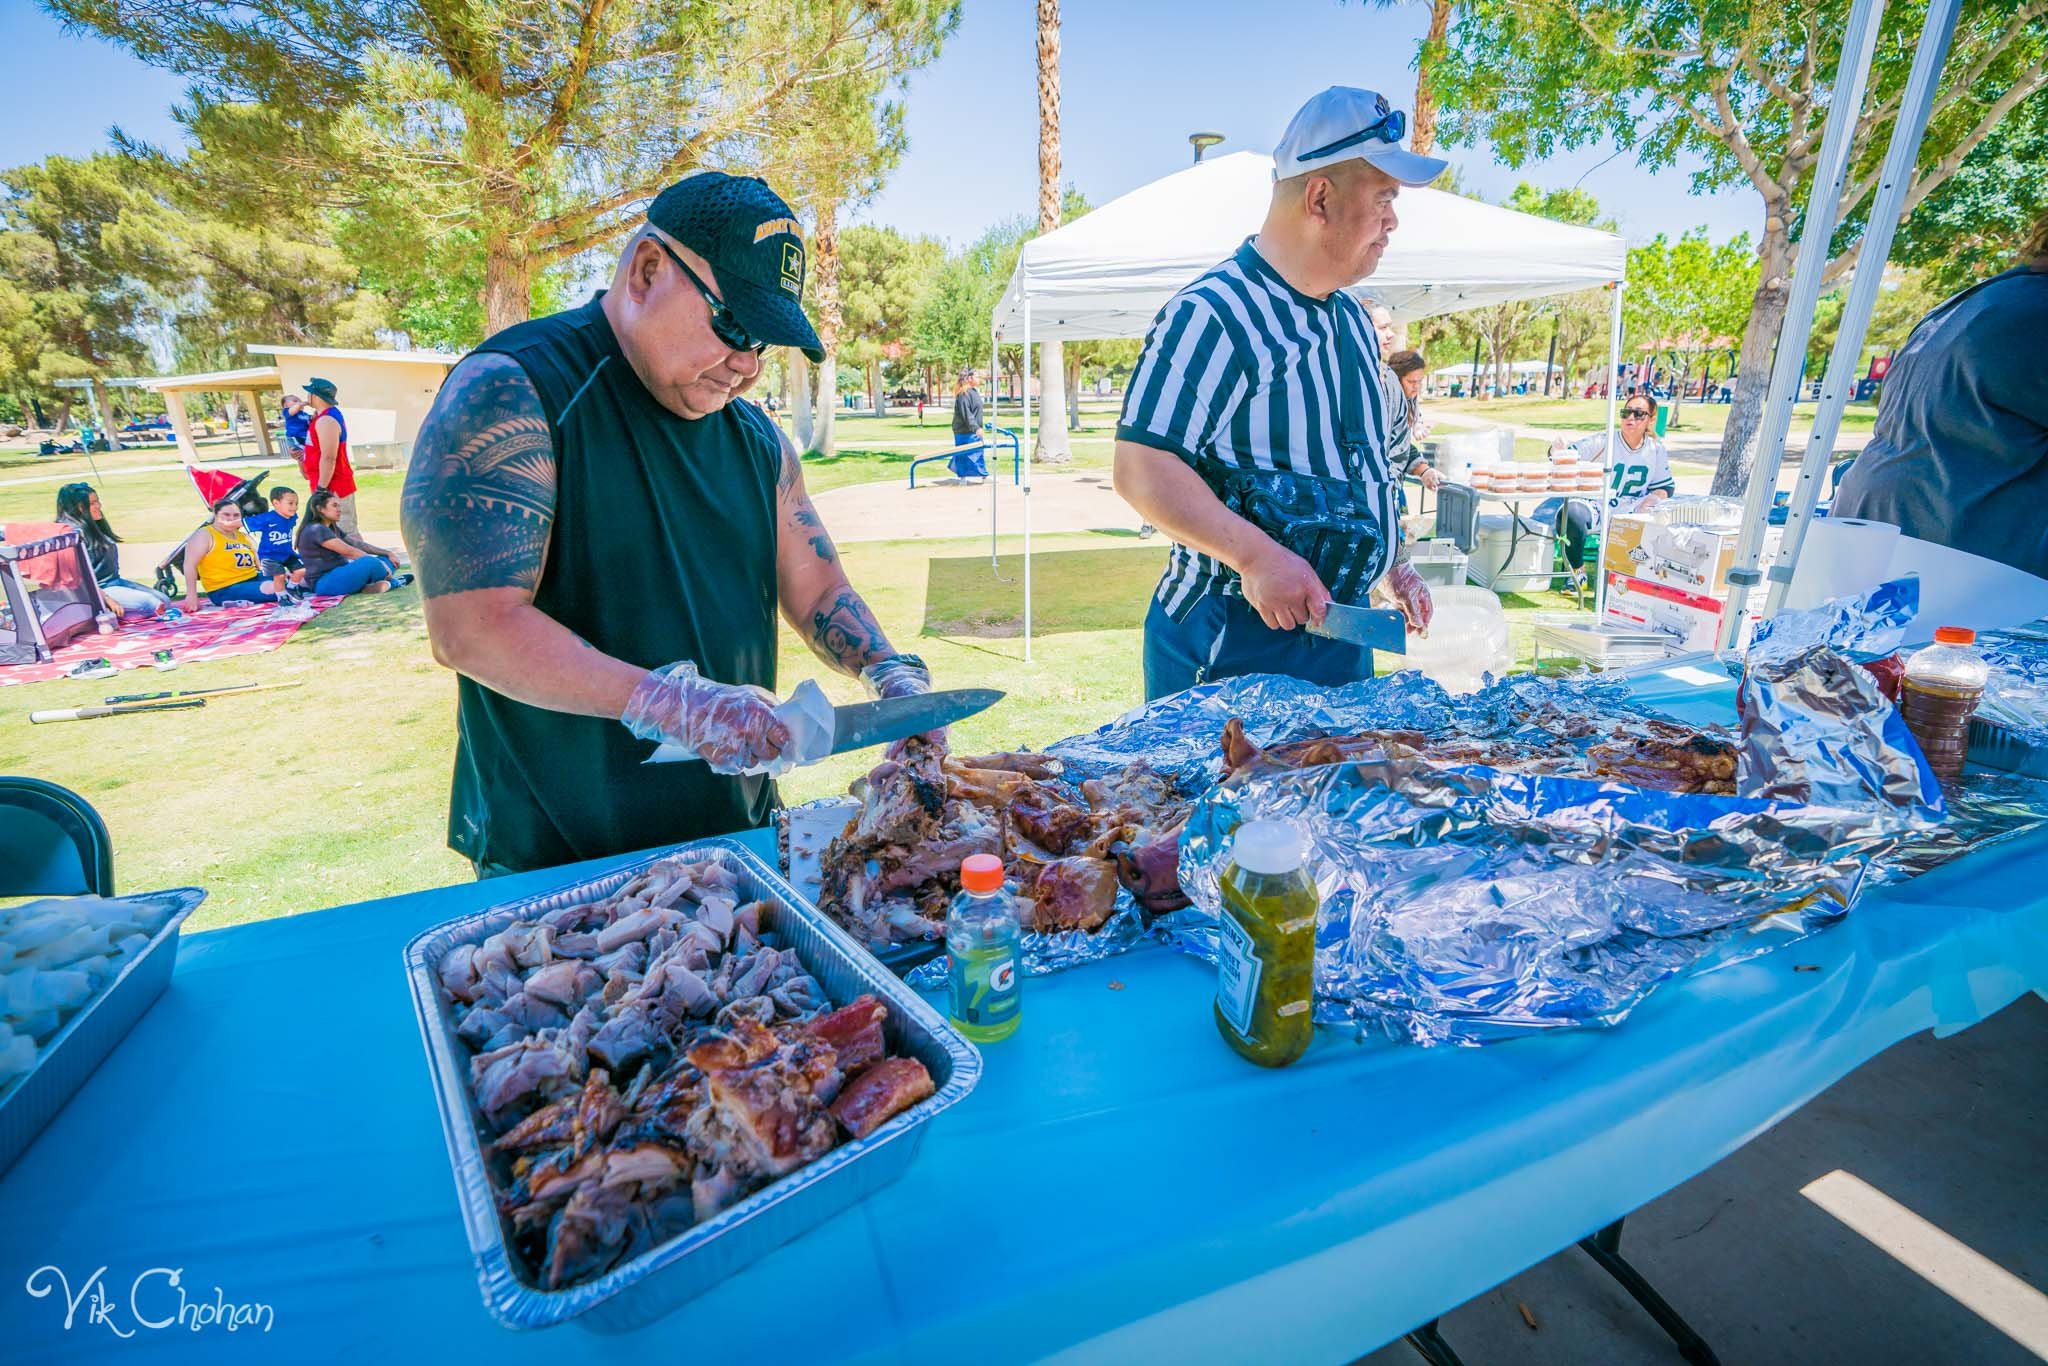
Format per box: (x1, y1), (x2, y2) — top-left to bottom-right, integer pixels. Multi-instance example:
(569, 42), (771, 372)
(1114, 87), (1443, 701)
(301, 378), (359, 535)
(402, 172), (935, 876)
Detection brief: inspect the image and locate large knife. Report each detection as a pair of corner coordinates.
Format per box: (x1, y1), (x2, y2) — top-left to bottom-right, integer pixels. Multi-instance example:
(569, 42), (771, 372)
(1305, 603), (1409, 654)
(826, 687), (1004, 755)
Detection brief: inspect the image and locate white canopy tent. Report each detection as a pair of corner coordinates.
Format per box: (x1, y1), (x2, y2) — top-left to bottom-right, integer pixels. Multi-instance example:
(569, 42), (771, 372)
(985, 150), (1630, 656)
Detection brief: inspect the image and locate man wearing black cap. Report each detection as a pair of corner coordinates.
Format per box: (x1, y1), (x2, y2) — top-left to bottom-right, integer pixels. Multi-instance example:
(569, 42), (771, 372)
(402, 172), (935, 876)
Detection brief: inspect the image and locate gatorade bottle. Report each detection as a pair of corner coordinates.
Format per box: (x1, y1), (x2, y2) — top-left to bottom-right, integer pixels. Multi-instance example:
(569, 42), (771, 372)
(1213, 820), (1319, 1068)
(946, 853), (1021, 1042)
(1900, 626), (1989, 787)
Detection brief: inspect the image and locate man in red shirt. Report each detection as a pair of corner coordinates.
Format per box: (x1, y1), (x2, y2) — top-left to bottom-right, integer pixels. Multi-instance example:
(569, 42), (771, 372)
(301, 377), (359, 534)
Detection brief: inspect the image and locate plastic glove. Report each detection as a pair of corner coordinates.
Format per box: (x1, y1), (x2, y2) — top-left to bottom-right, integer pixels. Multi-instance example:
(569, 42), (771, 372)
(1386, 559), (1434, 636)
(860, 655), (944, 756)
(620, 660), (791, 775)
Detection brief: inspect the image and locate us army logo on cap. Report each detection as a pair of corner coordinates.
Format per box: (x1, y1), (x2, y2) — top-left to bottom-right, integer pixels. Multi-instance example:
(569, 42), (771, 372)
(780, 241), (803, 296)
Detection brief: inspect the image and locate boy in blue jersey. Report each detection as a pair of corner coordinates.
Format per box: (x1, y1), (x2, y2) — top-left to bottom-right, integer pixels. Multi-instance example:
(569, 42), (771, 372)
(245, 485), (308, 597)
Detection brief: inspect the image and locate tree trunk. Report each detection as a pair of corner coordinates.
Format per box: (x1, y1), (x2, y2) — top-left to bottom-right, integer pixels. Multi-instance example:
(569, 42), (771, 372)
(482, 238), (534, 337)
(868, 357), (887, 417)
(1066, 352), (1081, 432)
(1032, 0), (1071, 463)
(52, 400), (73, 435)
(27, 391), (48, 428)
(811, 198), (843, 457)
(1713, 225), (1797, 497)
(792, 352), (815, 452)
(1410, 0), (1454, 155)
(814, 356), (837, 454)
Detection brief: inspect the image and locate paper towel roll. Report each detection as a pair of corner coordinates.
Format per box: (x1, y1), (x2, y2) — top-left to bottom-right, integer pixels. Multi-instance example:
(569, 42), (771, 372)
(1783, 517), (1900, 611)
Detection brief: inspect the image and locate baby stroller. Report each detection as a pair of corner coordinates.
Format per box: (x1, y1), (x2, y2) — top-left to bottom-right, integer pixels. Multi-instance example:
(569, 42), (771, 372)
(153, 465), (272, 599)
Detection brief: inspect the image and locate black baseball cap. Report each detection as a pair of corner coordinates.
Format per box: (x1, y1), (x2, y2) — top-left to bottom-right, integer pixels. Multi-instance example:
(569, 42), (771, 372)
(648, 173), (825, 362)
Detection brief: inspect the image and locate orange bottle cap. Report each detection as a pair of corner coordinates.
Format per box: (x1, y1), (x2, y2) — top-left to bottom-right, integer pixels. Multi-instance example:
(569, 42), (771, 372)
(1933, 626), (1976, 645)
(960, 853), (1006, 892)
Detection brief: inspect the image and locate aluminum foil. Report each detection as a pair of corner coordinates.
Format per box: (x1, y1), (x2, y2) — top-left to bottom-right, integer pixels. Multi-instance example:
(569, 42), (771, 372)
(1147, 580), (1972, 1045)
(1975, 619), (2048, 741)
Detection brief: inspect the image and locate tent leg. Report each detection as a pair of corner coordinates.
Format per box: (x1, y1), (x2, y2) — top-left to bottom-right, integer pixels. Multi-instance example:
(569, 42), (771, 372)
(1023, 301), (1033, 665)
(1718, 0), (1888, 648)
(990, 320), (1001, 570)
(1593, 280), (1625, 623)
(1762, 0), (1961, 619)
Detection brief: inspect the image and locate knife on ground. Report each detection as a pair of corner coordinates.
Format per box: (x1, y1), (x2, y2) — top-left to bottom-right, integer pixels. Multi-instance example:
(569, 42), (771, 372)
(1305, 603), (1409, 654)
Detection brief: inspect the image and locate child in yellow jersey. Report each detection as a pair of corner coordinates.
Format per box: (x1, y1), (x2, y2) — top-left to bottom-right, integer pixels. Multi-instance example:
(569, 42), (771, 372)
(178, 499), (290, 613)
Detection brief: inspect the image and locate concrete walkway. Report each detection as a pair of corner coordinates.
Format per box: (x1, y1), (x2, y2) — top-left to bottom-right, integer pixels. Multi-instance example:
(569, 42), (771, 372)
(1358, 994), (2048, 1365)
(812, 469), (1145, 544)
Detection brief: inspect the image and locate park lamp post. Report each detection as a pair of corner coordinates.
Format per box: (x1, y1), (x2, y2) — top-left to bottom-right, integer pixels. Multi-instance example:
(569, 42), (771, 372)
(1189, 132), (1224, 163)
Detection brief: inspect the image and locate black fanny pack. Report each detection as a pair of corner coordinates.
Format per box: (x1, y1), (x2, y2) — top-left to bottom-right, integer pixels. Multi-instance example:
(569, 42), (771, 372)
(1222, 465), (1387, 606)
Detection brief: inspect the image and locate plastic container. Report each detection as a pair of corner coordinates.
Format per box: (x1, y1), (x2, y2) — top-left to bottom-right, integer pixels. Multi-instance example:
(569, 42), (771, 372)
(1469, 467), (1493, 492)
(1402, 584), (1513, 692)
(946, 853), (1021, 1042)
(1407, 538), (1470, 588)
(1901, 627), (1989, 785)
(1214, 820), (1318, 1068)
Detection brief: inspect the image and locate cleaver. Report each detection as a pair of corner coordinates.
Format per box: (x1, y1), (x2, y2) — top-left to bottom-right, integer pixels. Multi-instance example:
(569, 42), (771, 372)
(1305, 603), (1408, 654)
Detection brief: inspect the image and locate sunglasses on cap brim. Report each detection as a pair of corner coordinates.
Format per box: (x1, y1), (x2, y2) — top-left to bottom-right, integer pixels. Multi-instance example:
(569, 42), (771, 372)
(649, 235), (768, 355)
(1296, 109), (1407, 163)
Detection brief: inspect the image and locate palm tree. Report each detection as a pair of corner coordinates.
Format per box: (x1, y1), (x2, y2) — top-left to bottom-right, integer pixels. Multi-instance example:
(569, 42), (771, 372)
(1410, 0), (1454, 154)
(1032, 0), (1071, 463)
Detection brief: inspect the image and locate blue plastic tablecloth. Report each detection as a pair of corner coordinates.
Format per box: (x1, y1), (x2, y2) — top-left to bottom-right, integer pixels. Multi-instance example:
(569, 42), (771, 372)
(7, 668), (2047, 1362)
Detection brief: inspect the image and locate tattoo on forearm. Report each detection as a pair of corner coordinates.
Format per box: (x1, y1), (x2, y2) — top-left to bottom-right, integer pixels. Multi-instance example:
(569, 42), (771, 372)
(809, 589), (892, 674)
(792, 504), (835, 563)
(400, 353), (557, 597)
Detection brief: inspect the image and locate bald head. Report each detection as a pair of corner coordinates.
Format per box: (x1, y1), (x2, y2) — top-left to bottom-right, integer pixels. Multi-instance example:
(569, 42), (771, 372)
(1257, 158), (1404, 299)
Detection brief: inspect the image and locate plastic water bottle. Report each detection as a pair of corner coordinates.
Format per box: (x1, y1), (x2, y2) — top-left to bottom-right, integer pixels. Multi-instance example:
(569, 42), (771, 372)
(1214, 820), (1318, 1068)
(1901, 626), (1989, 787)
(946, 853), (1021, 1043)
(95, 610), (116, 635)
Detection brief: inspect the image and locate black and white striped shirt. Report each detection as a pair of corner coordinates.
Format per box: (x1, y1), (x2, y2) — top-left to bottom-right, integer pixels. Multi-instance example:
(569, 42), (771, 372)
(1117, 239), (1407, 621)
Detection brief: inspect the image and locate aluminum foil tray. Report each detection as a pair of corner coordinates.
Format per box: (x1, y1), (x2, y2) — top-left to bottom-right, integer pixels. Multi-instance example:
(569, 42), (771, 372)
(404, 838), (980, 1333)
(0, 887), (204, 1177)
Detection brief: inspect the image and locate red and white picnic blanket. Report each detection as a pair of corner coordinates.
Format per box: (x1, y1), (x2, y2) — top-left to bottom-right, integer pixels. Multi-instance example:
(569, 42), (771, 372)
(0, 596), (341, 687)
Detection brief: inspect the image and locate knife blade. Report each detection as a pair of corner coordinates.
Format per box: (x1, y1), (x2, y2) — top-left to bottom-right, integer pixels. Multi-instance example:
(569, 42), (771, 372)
(829, 687), (1004, 755)
(1305, 603), (1408, 654)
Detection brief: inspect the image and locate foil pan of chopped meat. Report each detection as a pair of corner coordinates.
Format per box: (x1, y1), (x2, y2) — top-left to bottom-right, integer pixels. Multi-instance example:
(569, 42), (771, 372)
(404, 838), (979, 1332)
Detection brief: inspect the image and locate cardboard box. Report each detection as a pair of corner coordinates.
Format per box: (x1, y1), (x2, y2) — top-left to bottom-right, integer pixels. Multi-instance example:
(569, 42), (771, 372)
(1601, 571), (1746, 652)
(1601, 515), (1751, 593)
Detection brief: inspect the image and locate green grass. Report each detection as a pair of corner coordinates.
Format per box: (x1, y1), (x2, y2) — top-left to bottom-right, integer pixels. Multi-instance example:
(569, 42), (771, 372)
(1, 526), (1587, 932)
(1430, 396), (1879, 437)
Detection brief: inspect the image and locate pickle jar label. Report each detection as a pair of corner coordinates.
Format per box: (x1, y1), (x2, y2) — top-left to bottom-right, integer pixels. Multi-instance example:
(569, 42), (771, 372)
(1216, 911), (1260, 1038)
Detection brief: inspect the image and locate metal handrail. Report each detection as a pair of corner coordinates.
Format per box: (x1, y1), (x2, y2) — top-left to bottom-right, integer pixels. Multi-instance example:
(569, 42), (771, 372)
(908, 426), (1022, 489)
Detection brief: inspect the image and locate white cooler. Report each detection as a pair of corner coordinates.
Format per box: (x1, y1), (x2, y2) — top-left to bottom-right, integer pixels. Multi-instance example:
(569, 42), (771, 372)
(1466, 513), (1554, 591)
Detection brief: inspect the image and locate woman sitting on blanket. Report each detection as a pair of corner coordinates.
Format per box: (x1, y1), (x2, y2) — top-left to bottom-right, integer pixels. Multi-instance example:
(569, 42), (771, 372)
(294, 490), (413, 598)
(179, 498), (292, 614)
(54, 481), (170, 618)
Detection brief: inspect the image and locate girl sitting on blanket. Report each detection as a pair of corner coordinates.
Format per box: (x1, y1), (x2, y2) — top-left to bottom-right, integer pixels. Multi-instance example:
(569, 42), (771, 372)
(54, 482), (170, 617)
(180, 498), (292, 614)
(294, 490), (413, 598)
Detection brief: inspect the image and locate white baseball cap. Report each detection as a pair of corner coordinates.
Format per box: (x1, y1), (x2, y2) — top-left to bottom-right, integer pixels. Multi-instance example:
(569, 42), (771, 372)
(1273, 86), (1448, 186)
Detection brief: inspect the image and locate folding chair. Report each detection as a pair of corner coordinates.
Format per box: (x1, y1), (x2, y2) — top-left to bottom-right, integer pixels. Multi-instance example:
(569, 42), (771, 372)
(0, 776), (115, 898)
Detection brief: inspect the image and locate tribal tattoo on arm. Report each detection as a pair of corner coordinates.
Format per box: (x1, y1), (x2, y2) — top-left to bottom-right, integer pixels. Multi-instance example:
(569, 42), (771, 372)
(400, 353), (557, 598)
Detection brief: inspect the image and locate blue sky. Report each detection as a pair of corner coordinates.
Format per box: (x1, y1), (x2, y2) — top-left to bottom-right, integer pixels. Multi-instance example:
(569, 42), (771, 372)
(2, 1), (1760, 250)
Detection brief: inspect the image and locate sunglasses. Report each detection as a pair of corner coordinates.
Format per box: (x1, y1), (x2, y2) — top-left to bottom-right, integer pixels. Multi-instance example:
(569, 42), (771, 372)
(649, 235), (767, 355)
(1622, 407), (1653, 418)
(1296, 109), (1408, 163)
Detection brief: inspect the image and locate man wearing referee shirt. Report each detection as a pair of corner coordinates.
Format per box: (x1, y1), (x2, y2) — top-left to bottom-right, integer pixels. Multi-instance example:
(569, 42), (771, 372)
(1114, 87), (1445, 700)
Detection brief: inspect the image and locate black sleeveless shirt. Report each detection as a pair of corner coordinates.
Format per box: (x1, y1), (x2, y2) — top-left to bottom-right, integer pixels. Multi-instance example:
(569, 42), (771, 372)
(449, 295), (780, 871)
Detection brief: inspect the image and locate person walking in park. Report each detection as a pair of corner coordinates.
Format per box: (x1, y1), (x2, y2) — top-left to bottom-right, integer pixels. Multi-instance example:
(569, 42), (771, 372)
(402, 171), (937, 877)
(949, 369), (988, 482)
(1832, 209), (2048, 577)
(1113, 85), (1442, 701)
(301, 378), (360, 535)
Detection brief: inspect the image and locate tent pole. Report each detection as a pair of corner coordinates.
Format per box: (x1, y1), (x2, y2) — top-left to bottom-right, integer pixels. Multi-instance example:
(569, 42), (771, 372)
(990, 317), (1000, 569)
(1762, 0), (1961, 620)
(1718, 0), (1888, 649)
(1023, 299), (1034, 664)
(1593, 280), (1625, 622)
